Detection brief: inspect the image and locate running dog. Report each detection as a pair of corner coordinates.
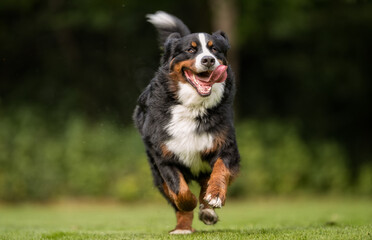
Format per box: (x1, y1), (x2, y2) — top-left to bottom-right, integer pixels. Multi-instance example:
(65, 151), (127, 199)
(133, 11), (240, 234)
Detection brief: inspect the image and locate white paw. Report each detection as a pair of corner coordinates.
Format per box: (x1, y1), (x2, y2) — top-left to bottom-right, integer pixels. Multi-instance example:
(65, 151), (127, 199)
(204, 194), (222, 208)
(169, 229), (193, 235)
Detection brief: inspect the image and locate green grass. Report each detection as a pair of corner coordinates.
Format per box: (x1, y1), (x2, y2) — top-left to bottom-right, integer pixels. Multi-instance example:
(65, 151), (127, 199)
(0, 198), (371, 239)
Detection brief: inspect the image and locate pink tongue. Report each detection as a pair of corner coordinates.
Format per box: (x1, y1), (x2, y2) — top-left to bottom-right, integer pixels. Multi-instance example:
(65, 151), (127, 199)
(209, 65), (228, 83)
(184, 65), (228, 96)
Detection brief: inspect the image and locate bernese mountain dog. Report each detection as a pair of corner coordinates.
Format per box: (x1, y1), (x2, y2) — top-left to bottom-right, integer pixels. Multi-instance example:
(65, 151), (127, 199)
(133, 11), (240, 234)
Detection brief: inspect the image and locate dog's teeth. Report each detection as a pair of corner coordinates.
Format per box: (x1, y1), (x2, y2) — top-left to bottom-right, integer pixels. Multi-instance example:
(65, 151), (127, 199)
(192, 74), (199, 86)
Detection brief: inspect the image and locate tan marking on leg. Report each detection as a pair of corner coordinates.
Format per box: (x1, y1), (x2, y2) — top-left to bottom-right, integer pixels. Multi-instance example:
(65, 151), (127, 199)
(205, 158), (231, 207)
(162, 182), (171, 199)
(169, 211), (194, 233)
(163, 172), (197, 212)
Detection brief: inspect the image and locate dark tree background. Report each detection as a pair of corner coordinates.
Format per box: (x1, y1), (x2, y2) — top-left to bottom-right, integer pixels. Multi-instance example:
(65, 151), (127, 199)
(0, 0), (371, 200)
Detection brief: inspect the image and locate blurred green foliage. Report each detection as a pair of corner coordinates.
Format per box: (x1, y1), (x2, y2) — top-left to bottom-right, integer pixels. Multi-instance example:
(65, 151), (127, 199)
(0, 108), (370, 202)
(0, 108), (156, 201)
(0, 0), (371, 201)
(231, 121), (350, 197)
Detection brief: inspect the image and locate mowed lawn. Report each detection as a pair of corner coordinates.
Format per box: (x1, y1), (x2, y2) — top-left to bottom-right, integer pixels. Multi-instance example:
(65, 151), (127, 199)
(0, 198), (371, 240)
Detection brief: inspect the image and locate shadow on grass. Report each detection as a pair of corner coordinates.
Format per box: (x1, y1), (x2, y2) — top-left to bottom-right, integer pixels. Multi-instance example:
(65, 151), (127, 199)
(41, 231), (164, 240)
(39, 225), (345, 240)
(195, 223), (341, 236)
(195, 227), (283, 235)
(40, 229), (281, 239)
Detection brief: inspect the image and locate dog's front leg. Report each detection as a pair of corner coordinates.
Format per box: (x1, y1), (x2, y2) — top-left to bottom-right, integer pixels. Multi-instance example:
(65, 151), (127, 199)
(198, 177), (219, 225)
(204, 158), (231, 208)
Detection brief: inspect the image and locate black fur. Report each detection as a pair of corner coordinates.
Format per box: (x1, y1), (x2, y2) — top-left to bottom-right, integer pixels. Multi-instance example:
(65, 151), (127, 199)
(133, 12), (240, 210)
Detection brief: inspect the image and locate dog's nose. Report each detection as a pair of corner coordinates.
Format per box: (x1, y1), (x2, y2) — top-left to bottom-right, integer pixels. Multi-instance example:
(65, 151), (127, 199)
(201, 56), (215, 68)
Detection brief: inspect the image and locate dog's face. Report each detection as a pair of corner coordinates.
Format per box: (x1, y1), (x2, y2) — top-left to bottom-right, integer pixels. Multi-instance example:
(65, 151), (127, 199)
(164, 31), (230, 97)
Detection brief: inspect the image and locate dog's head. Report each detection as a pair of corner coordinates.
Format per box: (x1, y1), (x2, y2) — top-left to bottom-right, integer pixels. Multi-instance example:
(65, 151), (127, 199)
(147, 11), (230, 97)
(165, 32), (230, 96)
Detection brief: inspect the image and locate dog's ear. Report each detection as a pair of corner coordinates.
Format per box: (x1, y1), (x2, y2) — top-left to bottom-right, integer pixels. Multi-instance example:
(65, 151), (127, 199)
(161, 32), (181, 65)
(212, 30), (230, 53)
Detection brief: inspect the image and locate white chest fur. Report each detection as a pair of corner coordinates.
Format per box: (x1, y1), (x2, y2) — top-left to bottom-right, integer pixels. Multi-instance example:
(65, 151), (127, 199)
(165, 82), (225, 175)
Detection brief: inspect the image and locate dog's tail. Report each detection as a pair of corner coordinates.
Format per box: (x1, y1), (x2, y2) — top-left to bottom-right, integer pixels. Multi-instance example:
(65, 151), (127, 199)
(147, 11), (190, 45)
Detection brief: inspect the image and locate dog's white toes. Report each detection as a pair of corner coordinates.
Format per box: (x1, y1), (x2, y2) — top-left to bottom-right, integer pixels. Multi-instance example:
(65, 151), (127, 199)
(208, 197), (222, 208)
(169, 229), (193, 235)
(208, 198), (217, 206)
(215, 198), (222, 207)
(205, 194), (212, 201)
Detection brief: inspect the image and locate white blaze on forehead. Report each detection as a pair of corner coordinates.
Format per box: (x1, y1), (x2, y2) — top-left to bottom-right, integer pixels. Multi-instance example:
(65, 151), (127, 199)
(195, 33), (220, 72)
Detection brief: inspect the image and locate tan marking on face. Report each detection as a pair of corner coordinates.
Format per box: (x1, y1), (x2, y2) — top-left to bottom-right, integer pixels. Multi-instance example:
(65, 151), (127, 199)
(167, 58), (195, 98)
(191, 41), (197, 47)
(168, 58), (198, 98)
(207, 40), (213, 47)
(169, 59), (197, 83)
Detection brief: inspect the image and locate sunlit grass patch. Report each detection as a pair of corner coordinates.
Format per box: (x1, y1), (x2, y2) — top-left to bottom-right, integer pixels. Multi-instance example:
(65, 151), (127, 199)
(0, 198), (371, 240)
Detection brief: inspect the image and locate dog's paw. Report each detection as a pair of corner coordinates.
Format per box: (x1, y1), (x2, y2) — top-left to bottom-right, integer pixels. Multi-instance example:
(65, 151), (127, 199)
(204, 193), (224, 208)
(169, 229), (193, 235)
(199, 205), (219, 225)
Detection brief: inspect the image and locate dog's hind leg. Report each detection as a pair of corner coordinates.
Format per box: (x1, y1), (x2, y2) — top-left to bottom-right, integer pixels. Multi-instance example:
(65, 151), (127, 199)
(146, 151), (179, 210)
(159, 166), (197, 234)
(160, 167), (197, 212)
(147, 147), (197, 233)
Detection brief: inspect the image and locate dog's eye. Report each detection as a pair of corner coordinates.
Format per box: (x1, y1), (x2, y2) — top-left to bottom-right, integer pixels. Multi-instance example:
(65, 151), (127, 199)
(211, 47), (218, 53)
(186, 48), (196, 54)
